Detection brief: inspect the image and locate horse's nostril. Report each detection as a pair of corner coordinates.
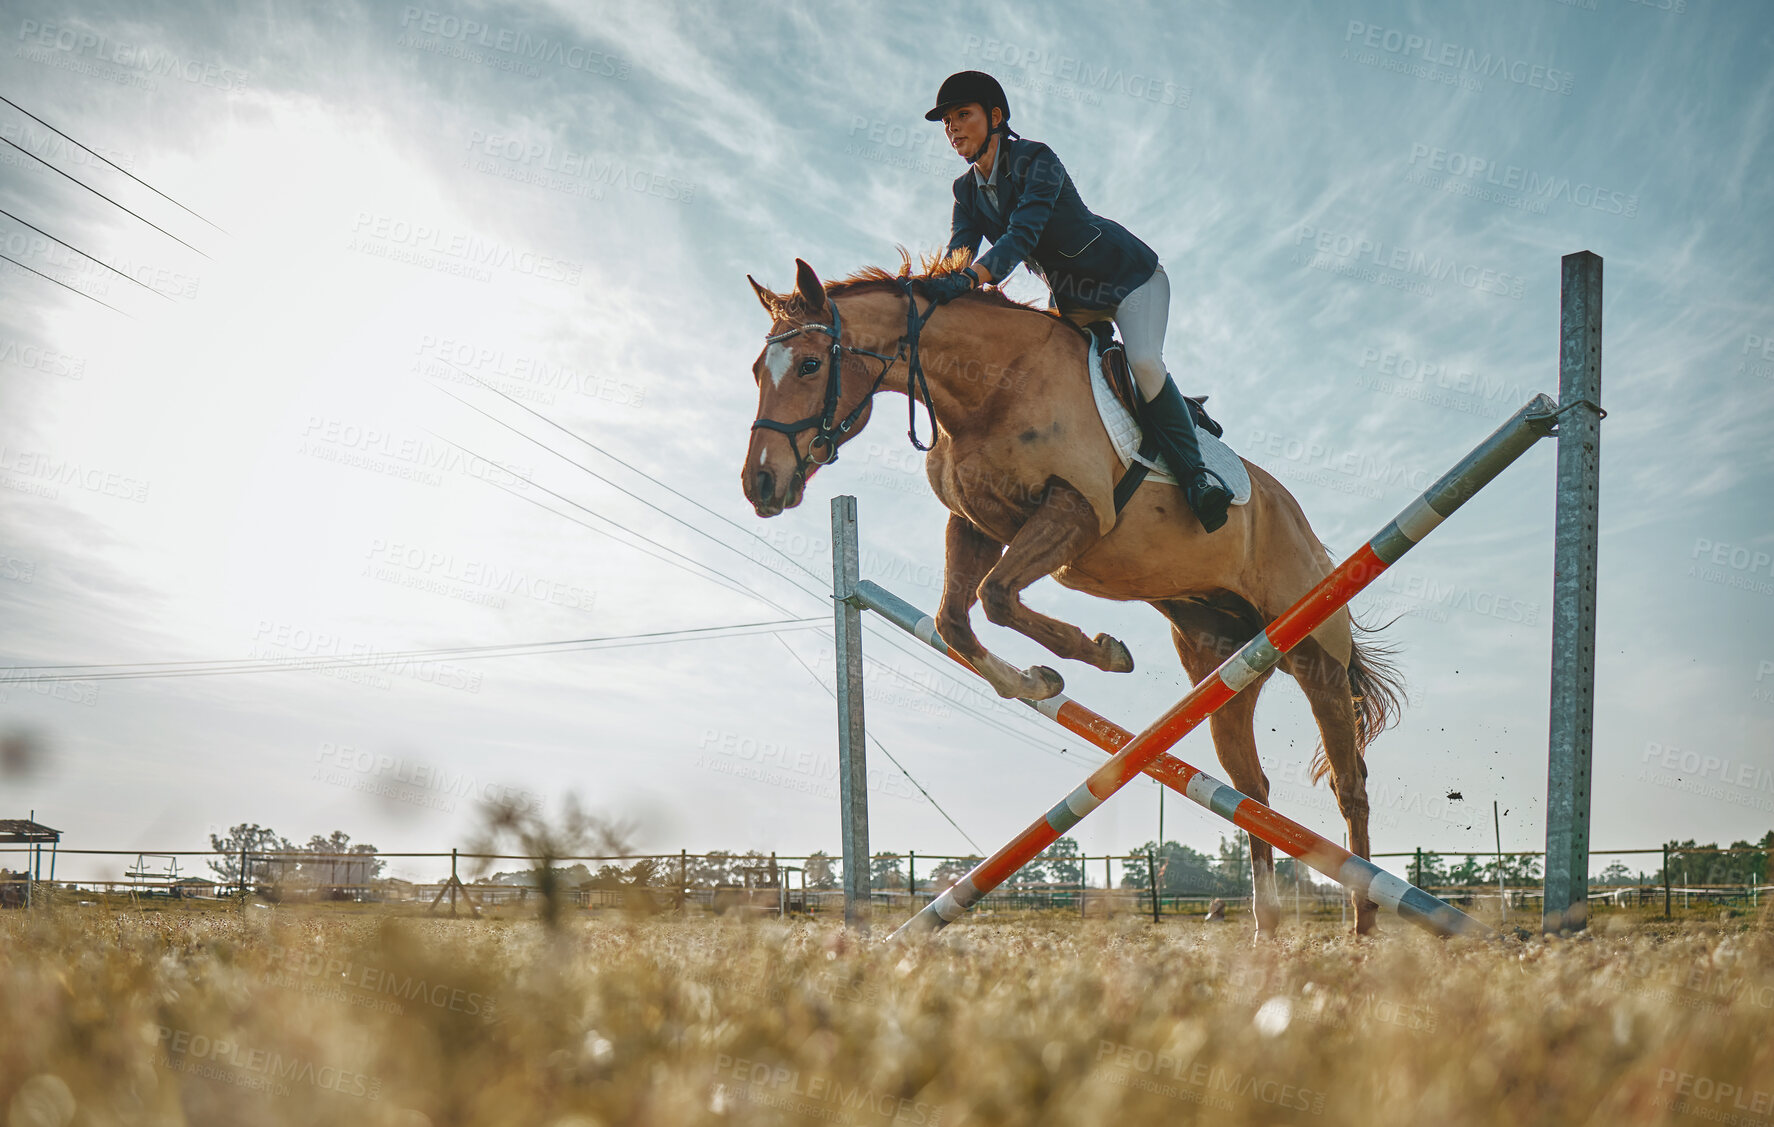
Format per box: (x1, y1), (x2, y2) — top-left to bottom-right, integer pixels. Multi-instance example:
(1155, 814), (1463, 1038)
(754, 469), (775, 502)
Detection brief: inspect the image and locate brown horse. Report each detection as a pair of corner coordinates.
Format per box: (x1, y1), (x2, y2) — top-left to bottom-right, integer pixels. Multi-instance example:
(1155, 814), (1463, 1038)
(742, 254), (1404, 937)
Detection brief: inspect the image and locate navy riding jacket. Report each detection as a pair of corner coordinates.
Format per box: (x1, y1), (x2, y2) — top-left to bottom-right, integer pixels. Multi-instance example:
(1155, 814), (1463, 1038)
(946, 135), (1158, 312)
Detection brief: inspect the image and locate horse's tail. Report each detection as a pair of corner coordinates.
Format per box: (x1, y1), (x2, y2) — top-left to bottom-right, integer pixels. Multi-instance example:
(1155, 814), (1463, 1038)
(1310, 613), (1407, 784)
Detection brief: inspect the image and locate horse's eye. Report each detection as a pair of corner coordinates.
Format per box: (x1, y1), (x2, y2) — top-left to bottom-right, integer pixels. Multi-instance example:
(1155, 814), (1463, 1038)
(799, 357), (821, 376)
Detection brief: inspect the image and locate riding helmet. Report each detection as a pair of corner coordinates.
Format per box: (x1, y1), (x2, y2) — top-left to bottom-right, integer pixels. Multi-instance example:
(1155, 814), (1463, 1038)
(924, 70), (1010, 124)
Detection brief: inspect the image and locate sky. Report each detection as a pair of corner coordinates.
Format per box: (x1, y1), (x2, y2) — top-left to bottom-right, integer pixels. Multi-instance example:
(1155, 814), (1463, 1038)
(0, 0), (1770, 889)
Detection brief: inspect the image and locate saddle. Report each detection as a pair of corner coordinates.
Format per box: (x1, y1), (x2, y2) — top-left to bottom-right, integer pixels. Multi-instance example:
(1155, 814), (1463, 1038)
(1081, 323), (1244, 514)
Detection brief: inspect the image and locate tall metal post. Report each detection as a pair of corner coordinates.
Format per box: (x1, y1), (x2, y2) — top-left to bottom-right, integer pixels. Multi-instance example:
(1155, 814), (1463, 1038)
(1494, 801), (1509, 925)
(1543, 250), (1603, 934)
(1148, 848), (1159, 923)
(1663, 844), (1671, 919)
(832, 496), (871, 930)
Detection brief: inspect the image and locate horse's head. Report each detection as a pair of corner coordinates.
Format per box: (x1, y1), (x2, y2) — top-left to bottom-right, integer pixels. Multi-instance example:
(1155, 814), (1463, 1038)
(742, 259), (886, 517)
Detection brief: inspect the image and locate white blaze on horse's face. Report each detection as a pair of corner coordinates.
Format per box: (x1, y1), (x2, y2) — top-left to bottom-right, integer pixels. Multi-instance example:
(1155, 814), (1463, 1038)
(764, 342), (793, 388)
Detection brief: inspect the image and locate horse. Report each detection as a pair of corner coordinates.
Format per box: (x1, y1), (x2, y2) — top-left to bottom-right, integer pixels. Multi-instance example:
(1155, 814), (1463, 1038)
(741, 253), (1405, 937)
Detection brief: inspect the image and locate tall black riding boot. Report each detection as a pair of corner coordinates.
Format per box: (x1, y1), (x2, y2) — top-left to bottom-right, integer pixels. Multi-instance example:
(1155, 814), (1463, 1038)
(1138, 375), (1233, 533)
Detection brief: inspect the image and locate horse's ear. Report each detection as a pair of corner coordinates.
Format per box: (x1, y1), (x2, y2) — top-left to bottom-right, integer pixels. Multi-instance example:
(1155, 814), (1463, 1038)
(794, 258), (826, 313)
(747, 274), (780, 315)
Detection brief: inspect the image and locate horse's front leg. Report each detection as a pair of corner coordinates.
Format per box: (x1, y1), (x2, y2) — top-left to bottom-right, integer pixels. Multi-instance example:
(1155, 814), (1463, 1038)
(936, 514), (1064, 701)
(975, 479), (1135, 678)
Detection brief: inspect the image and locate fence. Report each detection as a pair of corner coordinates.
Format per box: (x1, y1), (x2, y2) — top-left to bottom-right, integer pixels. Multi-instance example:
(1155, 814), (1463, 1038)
(2, 844), (1764, 921)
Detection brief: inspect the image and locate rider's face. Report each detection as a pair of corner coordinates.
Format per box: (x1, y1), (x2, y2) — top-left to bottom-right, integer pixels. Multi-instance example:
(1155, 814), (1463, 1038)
(942, 102), (998, 163)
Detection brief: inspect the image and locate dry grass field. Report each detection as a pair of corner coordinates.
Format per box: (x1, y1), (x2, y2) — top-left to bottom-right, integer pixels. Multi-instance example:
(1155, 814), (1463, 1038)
(2, 903), (1770, 1126)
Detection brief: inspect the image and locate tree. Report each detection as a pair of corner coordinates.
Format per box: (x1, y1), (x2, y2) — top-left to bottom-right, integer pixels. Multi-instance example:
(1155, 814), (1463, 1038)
(1030, 837), (1082, 886)
(208, 824), (295, 891)
(298, 831), (383, 894)
(1597, 861), (1633, 886)
(805, 851), (838, 890)
(1212, 834), (1251, 896)
(929, 855), (982, 888)
(1122, 840), (1238, 896)
(870, 852), (905, 890)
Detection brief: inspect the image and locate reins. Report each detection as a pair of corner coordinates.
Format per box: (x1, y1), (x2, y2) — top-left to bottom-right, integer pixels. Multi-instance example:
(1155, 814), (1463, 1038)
(750, 280), (941, 490)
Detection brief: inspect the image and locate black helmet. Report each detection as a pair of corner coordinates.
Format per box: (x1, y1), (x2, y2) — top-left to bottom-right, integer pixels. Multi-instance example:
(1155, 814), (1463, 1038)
(924, 70), (1010, 125)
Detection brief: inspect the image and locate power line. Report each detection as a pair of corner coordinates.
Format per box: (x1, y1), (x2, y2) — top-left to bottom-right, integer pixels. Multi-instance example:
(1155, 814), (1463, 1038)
(428, 429), (796, 617)
(431, 362), (827, 589)
(430, 385), (818, 595)
(0, 250), (132, 317)
(773, 634), (983, 854)
(483, 476), (772, 609)
(431, 370), (1070, 753)
(854, 646), (1073, 762)
(0, 94), (228, 234)
(0, 205), (172, 299)
(1, 619), (828, 684)
(0, 136), (210, 259)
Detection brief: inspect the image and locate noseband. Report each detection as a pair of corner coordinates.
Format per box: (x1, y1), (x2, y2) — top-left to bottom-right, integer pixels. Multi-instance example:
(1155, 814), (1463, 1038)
(751, 281), (941, 492)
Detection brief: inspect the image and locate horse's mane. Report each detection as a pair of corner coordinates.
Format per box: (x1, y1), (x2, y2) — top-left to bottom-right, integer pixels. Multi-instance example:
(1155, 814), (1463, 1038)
(767, 247), (1088, 337)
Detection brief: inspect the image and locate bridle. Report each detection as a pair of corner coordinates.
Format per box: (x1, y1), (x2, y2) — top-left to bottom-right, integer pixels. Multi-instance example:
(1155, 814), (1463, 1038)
(751, 281), (941, 491)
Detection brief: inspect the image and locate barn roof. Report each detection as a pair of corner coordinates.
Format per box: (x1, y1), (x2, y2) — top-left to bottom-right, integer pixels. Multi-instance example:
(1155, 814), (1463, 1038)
(0, 820), (60, 843)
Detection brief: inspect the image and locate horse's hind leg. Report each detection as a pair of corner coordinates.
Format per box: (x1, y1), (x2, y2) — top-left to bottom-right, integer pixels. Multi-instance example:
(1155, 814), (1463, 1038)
(1159, 600), (1285, 940)
(974, 479), (1135, 677)
(936, 514), (1065, 701)
(1284, 633), (1378, 936)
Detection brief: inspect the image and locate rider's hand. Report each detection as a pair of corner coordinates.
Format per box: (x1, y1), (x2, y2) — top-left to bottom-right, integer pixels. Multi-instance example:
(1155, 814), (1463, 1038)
(921, 267), (978, 305)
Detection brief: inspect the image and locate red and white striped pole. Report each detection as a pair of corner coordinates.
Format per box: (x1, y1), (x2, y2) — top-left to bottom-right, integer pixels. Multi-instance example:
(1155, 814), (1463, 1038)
(854, 579), (1489, 938)
(888, 394), (1558, 941)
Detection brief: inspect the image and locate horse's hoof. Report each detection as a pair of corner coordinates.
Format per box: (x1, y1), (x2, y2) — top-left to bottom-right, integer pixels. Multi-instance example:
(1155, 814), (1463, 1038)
(1025, 665), (1065, 700)
(1095, 633), (1134, 674)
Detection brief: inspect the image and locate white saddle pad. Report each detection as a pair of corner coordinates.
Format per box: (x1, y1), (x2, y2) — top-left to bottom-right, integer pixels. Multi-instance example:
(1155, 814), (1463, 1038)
(1088, 338), (1252, 505)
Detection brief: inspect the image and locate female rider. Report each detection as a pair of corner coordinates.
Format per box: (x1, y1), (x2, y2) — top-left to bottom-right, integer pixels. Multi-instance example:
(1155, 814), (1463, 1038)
(918, 70), (1232, 533)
